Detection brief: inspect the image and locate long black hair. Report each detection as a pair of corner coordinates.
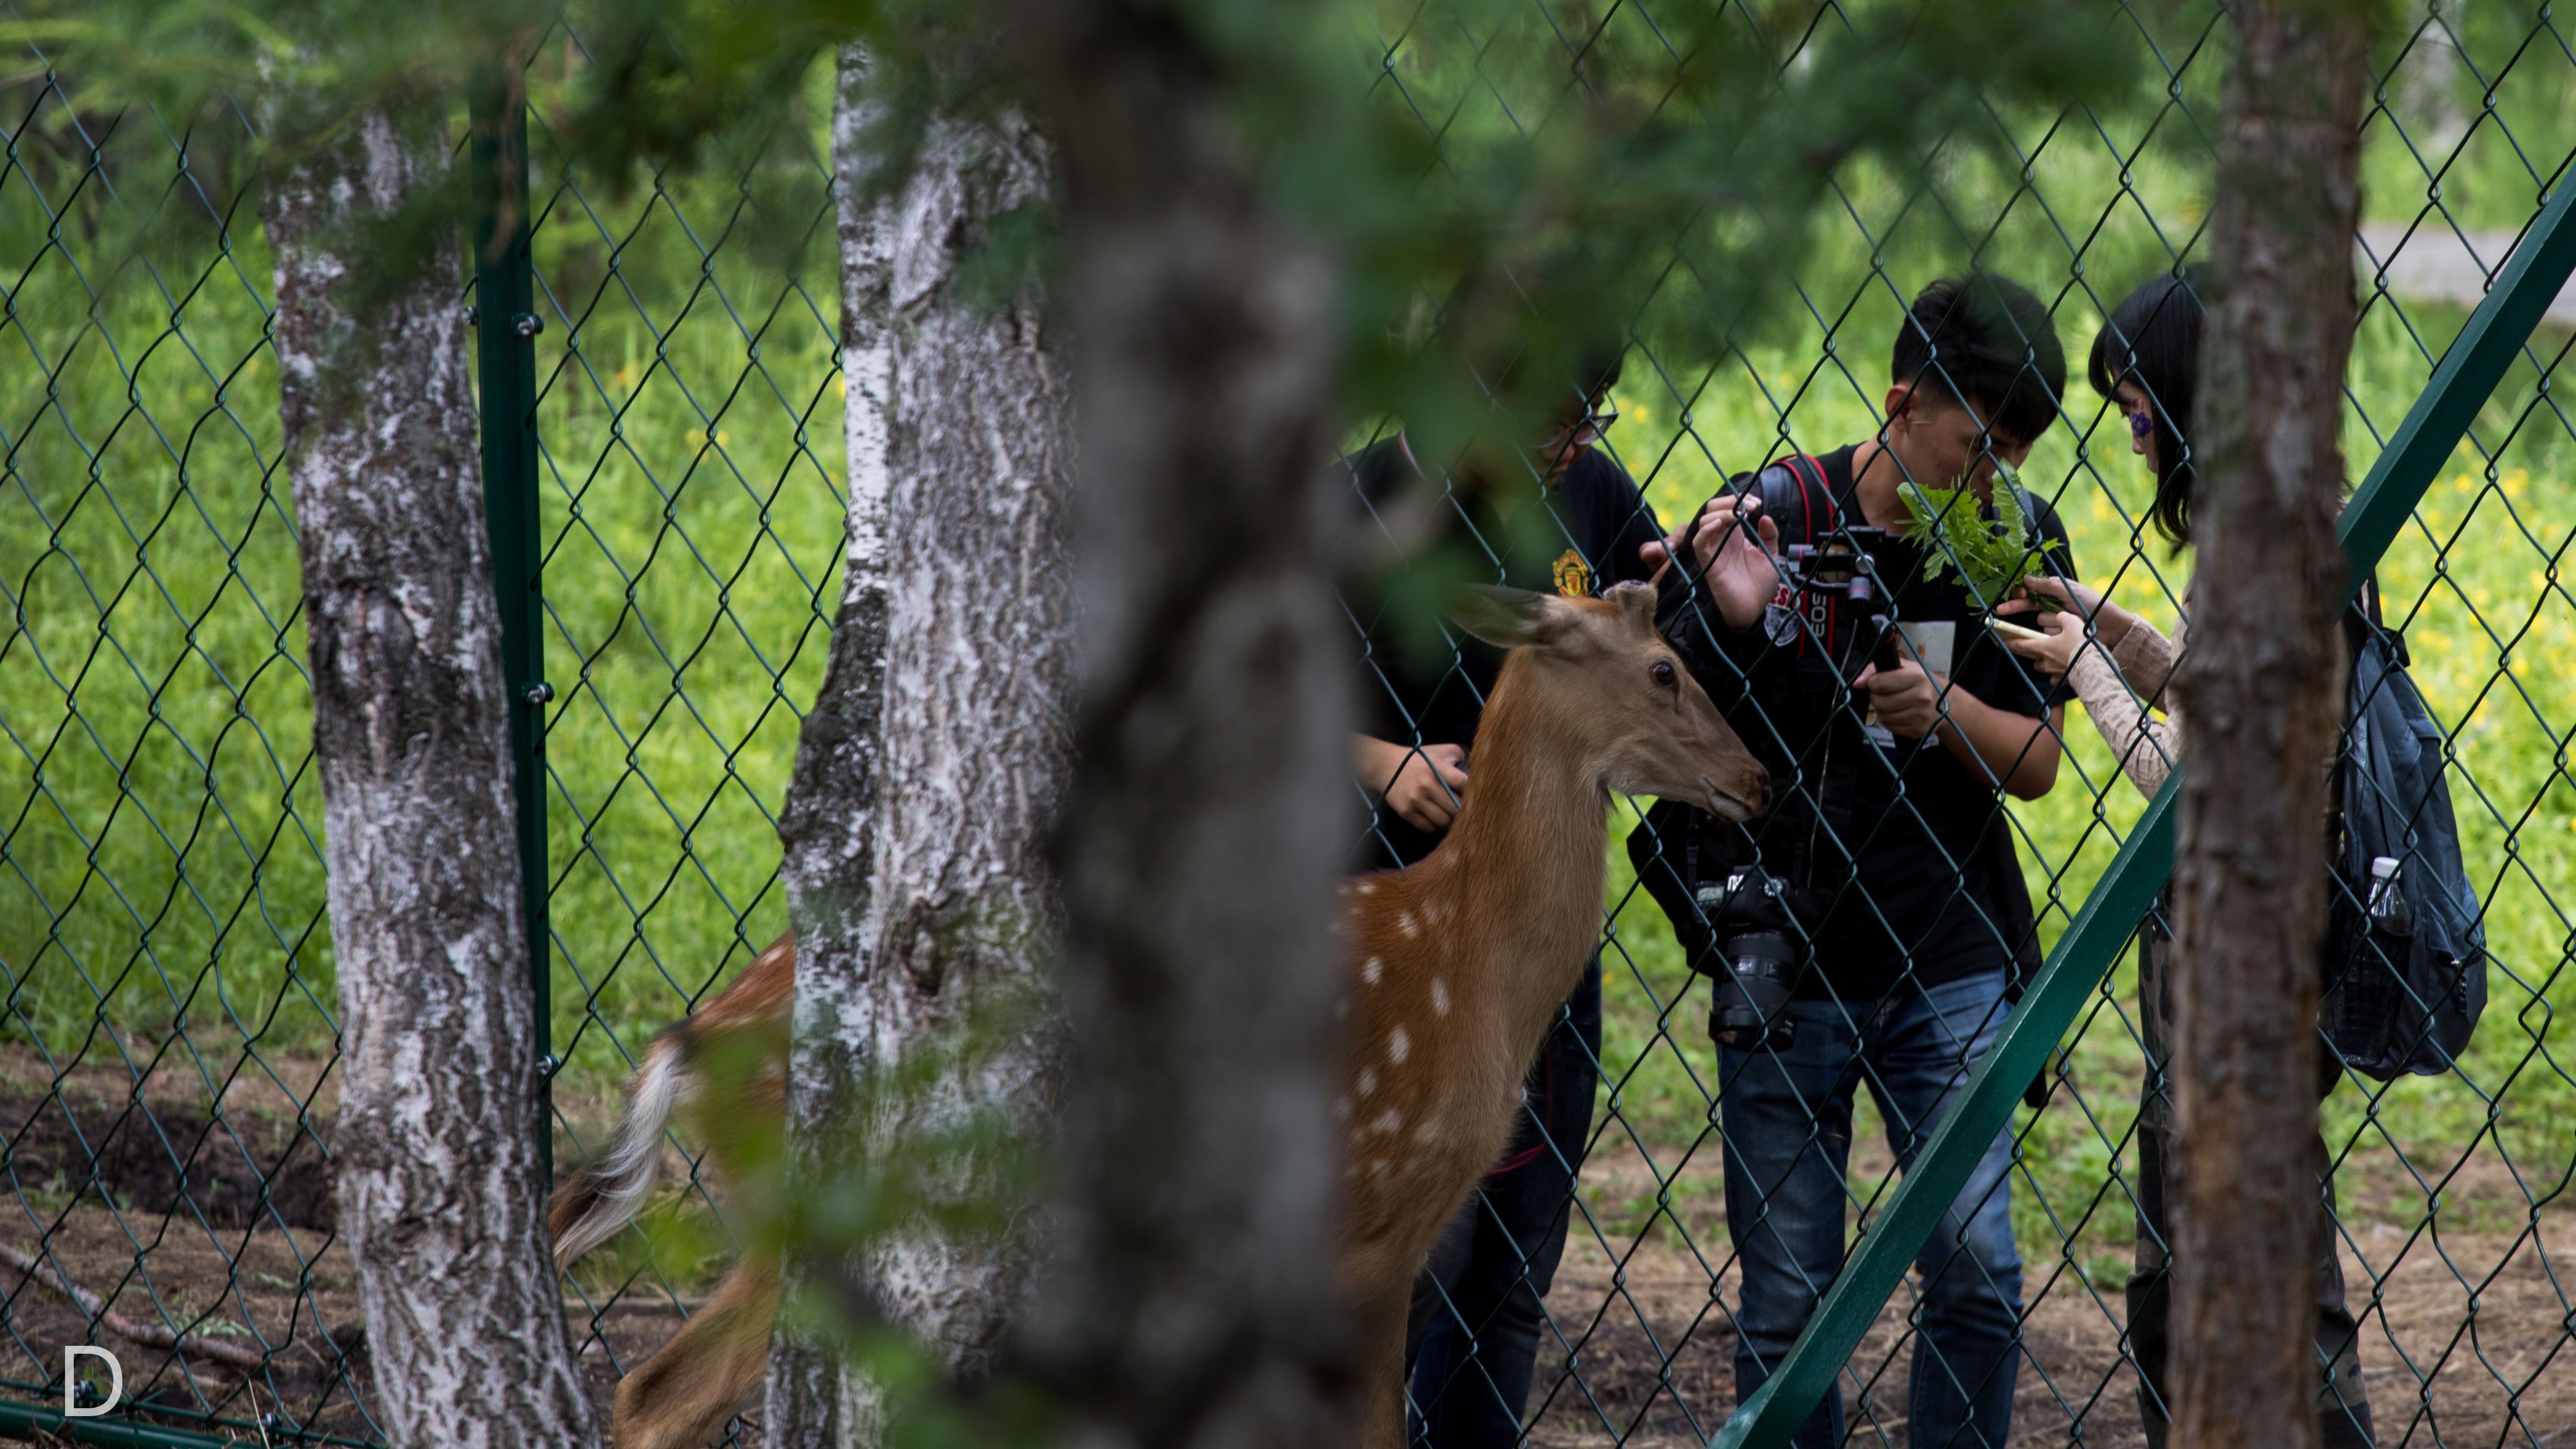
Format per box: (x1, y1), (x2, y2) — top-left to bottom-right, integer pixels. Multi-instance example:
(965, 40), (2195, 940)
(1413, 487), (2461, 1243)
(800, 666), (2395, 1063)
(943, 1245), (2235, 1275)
(2089, 273), (2205, 546)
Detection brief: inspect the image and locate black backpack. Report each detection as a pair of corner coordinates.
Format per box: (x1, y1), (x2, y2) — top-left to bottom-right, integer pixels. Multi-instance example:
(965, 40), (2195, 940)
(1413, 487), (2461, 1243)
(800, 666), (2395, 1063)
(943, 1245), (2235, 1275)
(2320, 583), (2488, 1081)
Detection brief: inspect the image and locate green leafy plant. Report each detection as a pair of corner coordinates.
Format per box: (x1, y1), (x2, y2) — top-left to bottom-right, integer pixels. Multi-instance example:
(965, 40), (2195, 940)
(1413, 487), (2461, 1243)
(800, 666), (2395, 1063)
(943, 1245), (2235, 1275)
(1897, 467), (2050, 610)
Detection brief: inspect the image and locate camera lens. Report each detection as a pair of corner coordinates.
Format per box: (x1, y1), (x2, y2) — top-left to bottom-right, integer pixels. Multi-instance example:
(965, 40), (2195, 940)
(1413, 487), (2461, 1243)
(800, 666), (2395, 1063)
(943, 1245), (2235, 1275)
(1711, 929), (1798, 1051)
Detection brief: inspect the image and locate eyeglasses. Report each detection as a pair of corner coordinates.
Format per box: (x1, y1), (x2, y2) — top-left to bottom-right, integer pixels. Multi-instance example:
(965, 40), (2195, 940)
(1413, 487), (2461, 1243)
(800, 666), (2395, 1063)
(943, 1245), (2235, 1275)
(1551, 402), (1619, 442)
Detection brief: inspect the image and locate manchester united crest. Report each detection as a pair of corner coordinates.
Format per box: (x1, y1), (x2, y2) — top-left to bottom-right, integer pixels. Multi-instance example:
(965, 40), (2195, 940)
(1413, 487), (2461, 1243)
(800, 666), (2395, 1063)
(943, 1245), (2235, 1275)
(1551, 549), (1592, 598)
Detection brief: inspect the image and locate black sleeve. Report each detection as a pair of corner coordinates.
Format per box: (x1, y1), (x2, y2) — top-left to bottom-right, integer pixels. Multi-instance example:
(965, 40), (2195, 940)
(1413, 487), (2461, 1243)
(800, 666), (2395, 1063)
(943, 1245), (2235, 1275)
(2033, 492), (2078, 584)
(1974, 492), (2079, 716)
(1596, 455), (1668, 588)
(2033, 495), (2079, 709)
(1341, 441), (1433, 744)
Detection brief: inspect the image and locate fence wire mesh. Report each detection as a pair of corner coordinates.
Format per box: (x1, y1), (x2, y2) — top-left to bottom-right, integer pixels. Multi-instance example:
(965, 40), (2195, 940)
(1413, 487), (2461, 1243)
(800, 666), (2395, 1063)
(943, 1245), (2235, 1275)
(0, 2), (2569, 1447)
(519, 24), (842, 1436)
(1360, 4), (2576, 1447)
(0, 19), (845, 1443)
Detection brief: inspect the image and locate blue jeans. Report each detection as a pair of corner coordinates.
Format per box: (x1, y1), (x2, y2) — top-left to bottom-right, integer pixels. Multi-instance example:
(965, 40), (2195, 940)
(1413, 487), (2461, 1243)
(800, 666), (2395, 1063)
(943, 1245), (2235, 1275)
(1718, 967), (2023, 1449)
(1404, 959), (1601, 1446)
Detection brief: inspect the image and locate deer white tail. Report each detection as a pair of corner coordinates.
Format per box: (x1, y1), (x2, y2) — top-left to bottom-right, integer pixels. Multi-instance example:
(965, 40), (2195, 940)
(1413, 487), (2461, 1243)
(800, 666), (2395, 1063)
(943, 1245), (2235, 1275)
(549, 1029), (690, 1268)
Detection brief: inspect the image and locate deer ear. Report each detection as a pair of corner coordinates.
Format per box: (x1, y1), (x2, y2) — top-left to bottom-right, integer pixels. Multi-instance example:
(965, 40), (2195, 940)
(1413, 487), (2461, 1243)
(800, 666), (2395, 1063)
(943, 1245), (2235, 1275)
(1450, 584), (1577, 649)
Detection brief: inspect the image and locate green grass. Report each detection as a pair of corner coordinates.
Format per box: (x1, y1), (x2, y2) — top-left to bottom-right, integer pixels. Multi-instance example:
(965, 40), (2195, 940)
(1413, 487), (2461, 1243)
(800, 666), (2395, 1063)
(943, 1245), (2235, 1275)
(3, 17), (2573, 1299)
(0, 100), (847, 1118)
(1587, 294), (2576, 1266)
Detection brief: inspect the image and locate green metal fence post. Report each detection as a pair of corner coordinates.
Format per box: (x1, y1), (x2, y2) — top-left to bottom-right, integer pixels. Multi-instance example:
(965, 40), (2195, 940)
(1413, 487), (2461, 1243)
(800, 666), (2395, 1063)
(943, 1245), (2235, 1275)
(0, 1398), (256, 1447)
(1710, 175), (2576, 1449)
(469, 75), (552, 1182)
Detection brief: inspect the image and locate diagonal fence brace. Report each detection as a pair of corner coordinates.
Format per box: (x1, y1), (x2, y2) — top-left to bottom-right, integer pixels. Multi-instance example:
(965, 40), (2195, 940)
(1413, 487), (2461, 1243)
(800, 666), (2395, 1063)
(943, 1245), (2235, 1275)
(1710, 173), (2576, 1449)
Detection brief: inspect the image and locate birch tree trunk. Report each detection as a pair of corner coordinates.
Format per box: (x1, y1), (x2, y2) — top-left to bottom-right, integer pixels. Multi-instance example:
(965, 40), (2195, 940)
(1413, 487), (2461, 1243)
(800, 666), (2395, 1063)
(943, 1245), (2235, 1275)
(997, 4), (1359, 1442)
(766, 46), (901, 1440)
(767, 49), (1077, 1444)
(266, 112), (599, 1449)
(2170, 6), (2368, 1448)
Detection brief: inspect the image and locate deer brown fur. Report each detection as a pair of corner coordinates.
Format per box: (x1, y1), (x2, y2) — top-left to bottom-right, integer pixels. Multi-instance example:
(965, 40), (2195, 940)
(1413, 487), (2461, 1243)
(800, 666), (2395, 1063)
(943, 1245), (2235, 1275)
(547, 936), (791, 1449)
(1331, 581), (1763, 1443)
(548, 581), (1764, 1448)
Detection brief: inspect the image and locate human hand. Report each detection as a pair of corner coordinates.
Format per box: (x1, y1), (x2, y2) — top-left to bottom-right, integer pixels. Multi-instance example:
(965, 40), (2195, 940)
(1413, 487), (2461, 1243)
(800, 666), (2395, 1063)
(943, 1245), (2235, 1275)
(1999, 570), (2102, 608)
(1995, 574), (2133, 681)
(1641, 493), (1781, 630)
(1993, 573), (2105, 621)
(1859, 659), (1943, 739)
(2002, 607), (2084, 680)
(1381, 742), (1471, 833)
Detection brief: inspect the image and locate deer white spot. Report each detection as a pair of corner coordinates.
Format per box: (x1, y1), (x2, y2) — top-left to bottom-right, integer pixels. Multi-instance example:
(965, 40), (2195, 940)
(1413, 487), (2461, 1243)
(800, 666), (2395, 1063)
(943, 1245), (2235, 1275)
(1369, 1109), (1403, 1136)
(1358, 880), (1377, 895)
(1399, 912), (1418, 939)
(1431, 978), (1450, 1016)
(1389, 1026), (1410, 1064)
(1357, 1066), (1378, 1098)
(1414, 1118), (1439, 1143)
(1362, 956), (1383, 986)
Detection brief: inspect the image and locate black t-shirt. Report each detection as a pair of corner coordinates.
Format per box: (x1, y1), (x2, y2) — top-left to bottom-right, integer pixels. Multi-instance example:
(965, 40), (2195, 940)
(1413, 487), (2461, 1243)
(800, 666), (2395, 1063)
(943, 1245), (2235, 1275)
(1346, 436), (1668, 870)
(1671, 444), (2077, 999)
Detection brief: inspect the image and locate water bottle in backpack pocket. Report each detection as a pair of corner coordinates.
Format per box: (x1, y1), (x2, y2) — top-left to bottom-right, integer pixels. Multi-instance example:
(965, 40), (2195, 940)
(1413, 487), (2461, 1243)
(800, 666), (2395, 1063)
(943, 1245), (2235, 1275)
(2320, 591), (2488, 1081)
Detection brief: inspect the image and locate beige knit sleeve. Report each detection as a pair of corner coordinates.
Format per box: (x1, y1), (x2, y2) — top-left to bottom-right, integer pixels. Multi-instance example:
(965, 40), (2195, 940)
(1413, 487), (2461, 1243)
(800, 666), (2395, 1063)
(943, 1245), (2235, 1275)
(2110, 613), (2180, 707)
(2065, 616), (2183, 798)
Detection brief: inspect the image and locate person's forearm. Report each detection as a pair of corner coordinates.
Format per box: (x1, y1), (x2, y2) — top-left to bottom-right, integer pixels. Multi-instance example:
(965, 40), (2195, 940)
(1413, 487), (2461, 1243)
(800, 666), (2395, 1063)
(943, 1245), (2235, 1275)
(1351, 734), (1404, 791)
(1933, 692), (2062, 800)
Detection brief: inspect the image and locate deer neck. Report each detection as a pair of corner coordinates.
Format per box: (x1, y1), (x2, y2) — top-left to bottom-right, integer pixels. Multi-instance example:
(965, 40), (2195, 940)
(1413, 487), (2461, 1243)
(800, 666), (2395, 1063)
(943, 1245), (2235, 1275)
(1427, 672), (1609, 1053)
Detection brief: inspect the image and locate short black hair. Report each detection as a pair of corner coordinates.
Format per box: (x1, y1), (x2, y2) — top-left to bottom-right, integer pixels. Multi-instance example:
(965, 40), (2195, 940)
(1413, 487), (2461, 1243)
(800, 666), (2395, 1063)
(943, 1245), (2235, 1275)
(2088, 272), (2206, 547)
(1492, 338), (1625, 416)
(1891, 273), (2066, 447)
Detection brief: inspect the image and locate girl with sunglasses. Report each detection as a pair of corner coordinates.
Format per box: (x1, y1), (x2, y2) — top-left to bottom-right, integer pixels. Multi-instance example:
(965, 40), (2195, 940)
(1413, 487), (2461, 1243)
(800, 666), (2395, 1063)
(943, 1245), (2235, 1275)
(1995, 273), (2379, 1449)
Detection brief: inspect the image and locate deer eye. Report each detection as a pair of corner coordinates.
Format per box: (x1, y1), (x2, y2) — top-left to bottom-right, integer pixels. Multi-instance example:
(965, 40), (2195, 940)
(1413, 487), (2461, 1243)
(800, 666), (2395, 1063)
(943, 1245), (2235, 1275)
(1651, 659), (1677, 689)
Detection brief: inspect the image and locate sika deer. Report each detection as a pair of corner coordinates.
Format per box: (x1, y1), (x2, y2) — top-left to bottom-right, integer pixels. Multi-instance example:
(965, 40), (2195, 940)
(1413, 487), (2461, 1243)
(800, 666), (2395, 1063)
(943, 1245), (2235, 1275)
(1333, 581), (1762, 1444)
(549, 579), (1763, 1449)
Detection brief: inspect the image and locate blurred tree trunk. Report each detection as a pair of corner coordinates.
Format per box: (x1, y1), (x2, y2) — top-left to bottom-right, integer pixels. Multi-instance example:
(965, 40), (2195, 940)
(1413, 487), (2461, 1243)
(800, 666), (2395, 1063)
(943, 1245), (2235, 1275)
(265, 111), (600, 1449)
(767, 47), (1076, 1444)
(2170, 6), (2369, 1449)
(997, 4), (1359, 1444)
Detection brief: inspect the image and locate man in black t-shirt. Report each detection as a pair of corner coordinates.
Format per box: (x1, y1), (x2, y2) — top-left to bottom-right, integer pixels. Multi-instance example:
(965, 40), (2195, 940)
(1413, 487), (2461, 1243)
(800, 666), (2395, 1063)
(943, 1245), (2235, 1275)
(1643, 275), (2074, 1449)
(1344, 352), (1671, 1446)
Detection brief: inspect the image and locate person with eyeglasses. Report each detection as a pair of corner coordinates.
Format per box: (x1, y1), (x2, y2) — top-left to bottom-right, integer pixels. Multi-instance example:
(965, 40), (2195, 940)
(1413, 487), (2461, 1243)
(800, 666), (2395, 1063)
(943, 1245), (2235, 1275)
(1340, 346), (1675, 1446)
(1995, 272), (2379, 1449)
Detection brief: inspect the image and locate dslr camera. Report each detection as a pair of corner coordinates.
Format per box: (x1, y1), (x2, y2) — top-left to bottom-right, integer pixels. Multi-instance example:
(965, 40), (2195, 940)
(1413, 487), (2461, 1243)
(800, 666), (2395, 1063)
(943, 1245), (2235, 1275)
(1681, 523), (1906, 1052)
(1693, 864), (1826, 1052)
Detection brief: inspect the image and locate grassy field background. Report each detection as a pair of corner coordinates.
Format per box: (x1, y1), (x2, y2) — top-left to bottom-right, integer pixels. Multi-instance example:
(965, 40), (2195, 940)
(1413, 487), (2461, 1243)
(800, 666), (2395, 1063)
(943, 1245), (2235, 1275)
(2, 14), (2572, 1300)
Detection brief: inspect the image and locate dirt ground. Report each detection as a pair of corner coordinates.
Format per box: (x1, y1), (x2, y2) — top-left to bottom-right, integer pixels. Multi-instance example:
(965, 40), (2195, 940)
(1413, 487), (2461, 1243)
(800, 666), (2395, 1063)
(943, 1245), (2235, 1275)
(1523, 1142), (2576, 1448)
(0, 1045), (681, 1439)
(0, 1041), (2565, 1448)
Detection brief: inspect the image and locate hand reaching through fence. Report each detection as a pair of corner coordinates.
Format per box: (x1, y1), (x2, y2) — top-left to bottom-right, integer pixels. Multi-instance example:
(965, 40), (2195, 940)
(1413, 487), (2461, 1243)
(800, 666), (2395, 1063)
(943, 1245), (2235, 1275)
(1642, 493), (1781, 628)
(1358, 738), (1471, 834)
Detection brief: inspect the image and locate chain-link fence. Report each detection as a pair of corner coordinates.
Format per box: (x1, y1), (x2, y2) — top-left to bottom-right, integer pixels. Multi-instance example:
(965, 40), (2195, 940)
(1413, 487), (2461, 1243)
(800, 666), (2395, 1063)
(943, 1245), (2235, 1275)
(1, 3), (2571, 1447)
(1363, 4), (2576, 1447)
(0, 16), (842, 1443)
